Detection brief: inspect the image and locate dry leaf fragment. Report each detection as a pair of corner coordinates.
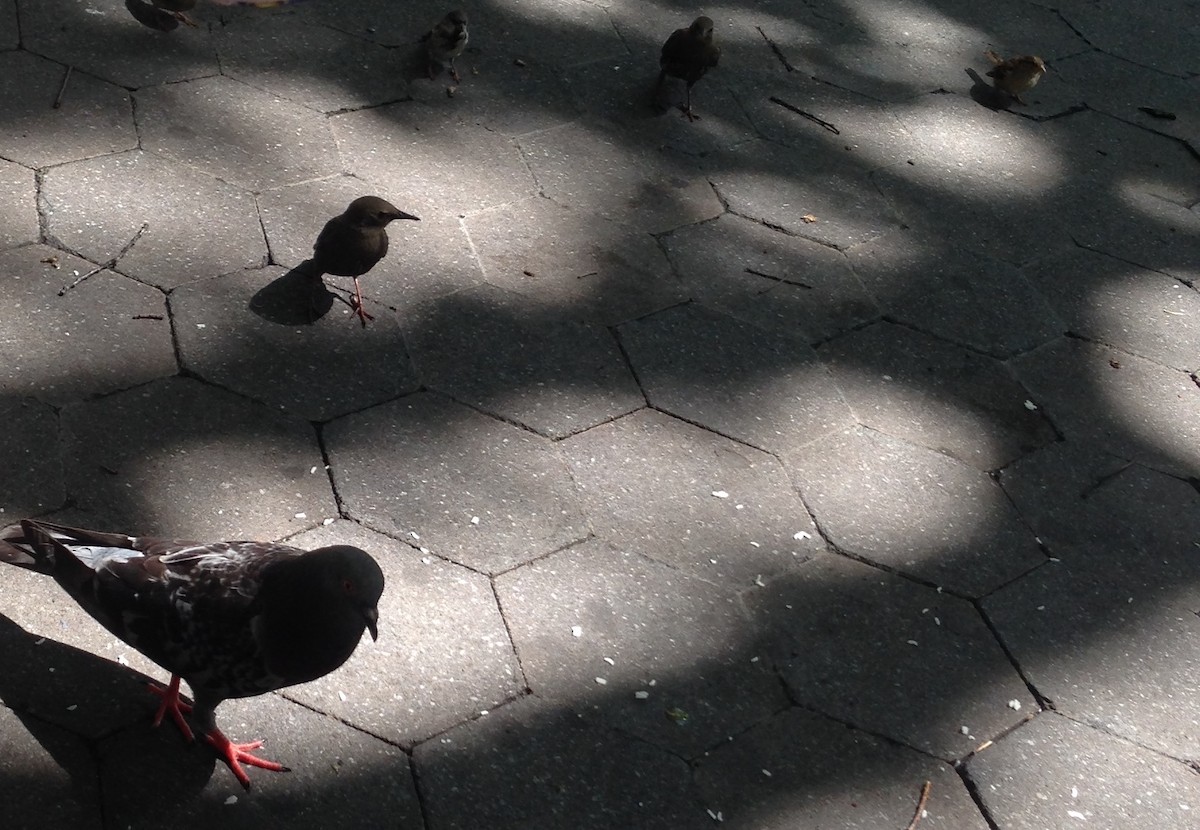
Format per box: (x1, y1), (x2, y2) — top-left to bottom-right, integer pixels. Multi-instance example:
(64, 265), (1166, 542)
(41, 255), (60, 268)
(801, 214), (817, 223)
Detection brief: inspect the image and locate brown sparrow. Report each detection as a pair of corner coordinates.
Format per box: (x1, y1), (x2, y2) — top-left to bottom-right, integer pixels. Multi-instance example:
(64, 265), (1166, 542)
(984, 50), (1046, 105)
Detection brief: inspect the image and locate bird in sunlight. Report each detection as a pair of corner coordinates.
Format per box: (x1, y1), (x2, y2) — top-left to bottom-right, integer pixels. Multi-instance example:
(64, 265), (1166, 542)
(0, 519), (384, 790)
(125, 0), (198, 31)
(658, 15), (721, 121)
(306, 196), (420, 326)
(422, 10), (470, 83)
(984, 50), (1046, 106)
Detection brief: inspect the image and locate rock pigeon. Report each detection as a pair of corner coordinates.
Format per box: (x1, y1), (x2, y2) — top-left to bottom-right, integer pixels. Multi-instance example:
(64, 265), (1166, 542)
(658, 16), (721, 121)
(0, 519), (384, 789)
(422, 10), (470, 83)
(984, 50), (1046, 106)
(307, 196), (420, 326)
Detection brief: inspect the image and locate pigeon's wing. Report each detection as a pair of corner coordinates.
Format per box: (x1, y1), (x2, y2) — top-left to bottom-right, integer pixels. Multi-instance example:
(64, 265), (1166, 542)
(126, 0), (180, 30)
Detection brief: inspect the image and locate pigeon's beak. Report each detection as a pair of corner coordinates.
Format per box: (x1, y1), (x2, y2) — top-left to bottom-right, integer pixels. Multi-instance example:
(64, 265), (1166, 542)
(363, 606), (379, 641)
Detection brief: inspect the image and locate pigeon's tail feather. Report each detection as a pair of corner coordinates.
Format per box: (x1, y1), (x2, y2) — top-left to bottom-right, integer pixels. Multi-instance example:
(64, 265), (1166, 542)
(0, 522), (47, 571)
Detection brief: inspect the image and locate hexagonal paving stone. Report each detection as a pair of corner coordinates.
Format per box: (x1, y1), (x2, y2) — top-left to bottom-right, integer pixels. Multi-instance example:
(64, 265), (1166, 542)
(708, 139), (902, 248)
(619, 304), (853, 456)
(137, 76), (339, 191)
(693, 708), (989, 830)
(0, 704), (102, 830)
(324, 392), (588, 574)
(520, 121), (723, 234)
(787, 426), (1044, 597)
(1013, 337), (1200, 478)
(0, 52), (136, 168)
(495, 539), (788, 757)
(333, 102), (537, 215)
(18, 0), (219, 89)
(466, 196), (684, 325)
(0, 158), (36, 250)
(848, 229), (1063, 358)
(213, 13), (407, 114)
(0, 397), (64, 517)
(99, 692), (420, 828)
(257, 175), (480, 312)
(817, 321), (1057, 469)
(281, 521), (521, 747)
(561, 409), (823, 586)
(172, 265), (419, 422)
(0, 245), (175, 404)
(967, 713), (1200, 828)
(413, 695), (708, 830)
(42, 150), (267, 289)
(748, 554), (1035, 760)
(59, 376), (336, 539)
(661, 214), (878, 343)
(1023, 247), (1200, 372)
(983, 463), (1200, 759)
(404, 284), (644, 438)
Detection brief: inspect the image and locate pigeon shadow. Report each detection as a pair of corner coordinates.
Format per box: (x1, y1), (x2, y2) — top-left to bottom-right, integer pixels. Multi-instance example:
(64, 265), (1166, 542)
(248, 263), (334, 326)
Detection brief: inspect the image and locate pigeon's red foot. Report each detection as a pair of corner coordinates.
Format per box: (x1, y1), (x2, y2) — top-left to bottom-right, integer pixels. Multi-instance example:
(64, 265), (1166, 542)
(206, 729), (291, 790)
(148, 675), (194, 742)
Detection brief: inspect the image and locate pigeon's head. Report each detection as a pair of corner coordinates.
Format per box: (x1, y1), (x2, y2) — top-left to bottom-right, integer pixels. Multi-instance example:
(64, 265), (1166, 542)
(344, 196), (421, 229)
(312, 545), (385, 640)
(690, 16), (715, 40)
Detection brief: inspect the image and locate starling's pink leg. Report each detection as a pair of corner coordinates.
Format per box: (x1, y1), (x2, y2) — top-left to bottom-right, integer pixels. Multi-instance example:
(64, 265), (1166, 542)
(147, 675), (195, 742)
(350, 276), (374, 325)
(206, 729), (290, 790)
(450, 61), (461, 83)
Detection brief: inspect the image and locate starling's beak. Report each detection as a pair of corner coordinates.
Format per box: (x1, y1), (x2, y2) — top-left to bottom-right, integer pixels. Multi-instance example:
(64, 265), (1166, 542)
(363, 606), (379, 641)
(391, 210), (420, 222)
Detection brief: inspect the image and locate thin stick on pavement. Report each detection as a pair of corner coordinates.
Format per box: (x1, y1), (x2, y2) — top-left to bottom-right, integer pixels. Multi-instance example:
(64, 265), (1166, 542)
(905, 780), (933, 830)
(58, 222), (149, 296)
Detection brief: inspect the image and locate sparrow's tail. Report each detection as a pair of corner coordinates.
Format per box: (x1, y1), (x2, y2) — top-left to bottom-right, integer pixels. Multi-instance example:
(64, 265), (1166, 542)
(984, 49), (1002, 66)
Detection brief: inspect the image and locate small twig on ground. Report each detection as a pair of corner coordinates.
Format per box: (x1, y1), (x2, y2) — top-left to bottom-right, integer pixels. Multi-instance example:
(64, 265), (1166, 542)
(904, 780), (932, 830)
(58, 222), (149, 296)
(769, 96), (840, 134)
(53, 65), (73, 109)
(756, 26), (795, 72)
(745, 266), (813, 290)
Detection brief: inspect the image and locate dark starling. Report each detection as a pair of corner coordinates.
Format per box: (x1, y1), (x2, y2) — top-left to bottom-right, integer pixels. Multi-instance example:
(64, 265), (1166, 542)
(421, 10), (470, 83)
(984, 50), (1047, 106)
(0, 519), (385, 790)
(125, 0), (198, 31)
(308, 196), (420, 326)
(658, 16), (721, 121)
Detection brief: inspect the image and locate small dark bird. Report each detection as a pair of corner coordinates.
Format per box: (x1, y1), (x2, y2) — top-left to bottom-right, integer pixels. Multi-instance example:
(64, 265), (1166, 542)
(658, 16), (721, 121)
(421, 10), (469, 83)
(125, 0), (198, 31)
(984, 50), (1046, 105)
(0, 519), (384, 789)
(308, 196), (420, 326)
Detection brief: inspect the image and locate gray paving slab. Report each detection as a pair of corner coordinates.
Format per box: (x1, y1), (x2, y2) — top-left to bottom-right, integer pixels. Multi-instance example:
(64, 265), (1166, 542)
(172, 265), (419, 422)
(495, 539), (788, 758)
(0, 51), (136, 169)
(1059, 0), (1199, 77)
(325, 392), (588, 574)
(693, 707), (989, 829)
(661, 214), (879, 343)
(0, 0), (15, 50)
(748, 554), (1036, 760)
(787, 426), (1044, 597)
(60, 376), (337, 539)
(520, 120), (724, 233)
(0, 245), (175, 405)
(282, 521), (522, 747)
(98, 691), (421, 829)
(709, 138), (903, 248)
(619, 304), (854, 456)
(466, 195), (684, 325)
(0, 158), (37, 250)
(966, 712), (1200, 829)
(983, 464), (1200, 759)
(0, 704), (102, 830)
(0, 397), (64, 518)
(1013, 337), (1200, 478)
(817, 321), (1057, 469)
(404, 284), (644, 437)
(42, 150), (267, 289)
(412, 695), (708, 830)
(136, 76), (339, 191)
(1023, 247), (1200, 373)
(333, 102), (538, 215)
(848, 229), (1063, 358)
(560, 409), (824, 586)
(18, 0), (219, 89)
